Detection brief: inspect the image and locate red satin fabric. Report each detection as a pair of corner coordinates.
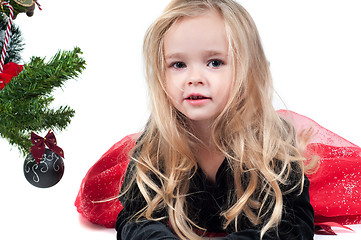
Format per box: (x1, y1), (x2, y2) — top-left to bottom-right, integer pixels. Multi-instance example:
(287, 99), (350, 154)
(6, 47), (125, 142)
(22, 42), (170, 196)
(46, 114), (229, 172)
(30, 131), (64, 163)
(75, 111), (361, 229)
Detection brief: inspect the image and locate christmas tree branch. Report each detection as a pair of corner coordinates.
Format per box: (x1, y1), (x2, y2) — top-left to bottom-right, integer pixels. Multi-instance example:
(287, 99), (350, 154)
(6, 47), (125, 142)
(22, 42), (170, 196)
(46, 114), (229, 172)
(0, 47), (86, 155)
(0, 47), (85, 101)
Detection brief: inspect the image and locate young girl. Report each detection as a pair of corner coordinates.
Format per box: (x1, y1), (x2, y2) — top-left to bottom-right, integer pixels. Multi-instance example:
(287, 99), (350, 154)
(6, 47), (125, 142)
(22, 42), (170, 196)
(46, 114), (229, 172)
(114, 0), (314, 239)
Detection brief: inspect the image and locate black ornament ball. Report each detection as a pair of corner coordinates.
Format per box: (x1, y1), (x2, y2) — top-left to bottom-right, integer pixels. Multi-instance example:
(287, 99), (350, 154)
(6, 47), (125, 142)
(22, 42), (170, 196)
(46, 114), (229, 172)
(23, 148), (65, 188)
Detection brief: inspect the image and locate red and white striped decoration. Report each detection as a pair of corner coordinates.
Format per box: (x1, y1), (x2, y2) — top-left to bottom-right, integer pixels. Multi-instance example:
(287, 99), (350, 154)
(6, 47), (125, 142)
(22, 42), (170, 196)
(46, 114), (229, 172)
(0, 1), (14, 73)
(34, 0), (42, 10)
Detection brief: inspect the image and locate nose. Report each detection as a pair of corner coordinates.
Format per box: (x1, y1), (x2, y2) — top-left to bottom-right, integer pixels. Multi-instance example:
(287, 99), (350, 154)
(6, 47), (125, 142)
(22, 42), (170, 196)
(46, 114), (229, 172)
(188, 79), (204, 86)
(187, 66), (204, 86)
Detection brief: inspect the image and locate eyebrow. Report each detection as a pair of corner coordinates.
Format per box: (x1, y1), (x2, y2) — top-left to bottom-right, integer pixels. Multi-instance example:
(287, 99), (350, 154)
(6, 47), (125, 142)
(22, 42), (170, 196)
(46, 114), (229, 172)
(165, 50), (228, 60)
(165, 53), (184, 60)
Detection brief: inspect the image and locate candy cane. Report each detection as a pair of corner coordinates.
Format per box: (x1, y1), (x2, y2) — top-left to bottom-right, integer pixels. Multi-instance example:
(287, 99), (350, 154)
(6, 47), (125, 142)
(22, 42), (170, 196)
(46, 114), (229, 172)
(34, 0), (42, 11)
(0, 2), (14, 73)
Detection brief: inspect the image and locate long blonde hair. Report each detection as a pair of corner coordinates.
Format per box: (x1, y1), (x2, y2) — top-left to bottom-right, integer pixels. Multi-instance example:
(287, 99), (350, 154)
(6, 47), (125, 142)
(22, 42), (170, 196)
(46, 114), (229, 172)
(123, 0), (311, 239)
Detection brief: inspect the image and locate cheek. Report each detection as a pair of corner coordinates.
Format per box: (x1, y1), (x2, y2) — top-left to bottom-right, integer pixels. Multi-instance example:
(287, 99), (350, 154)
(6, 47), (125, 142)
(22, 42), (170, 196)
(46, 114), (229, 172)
(165, 75), (182, 97)
(165, 89), (182, 114)
(164, 77), (179, 106)
(219, 72), (233, 105)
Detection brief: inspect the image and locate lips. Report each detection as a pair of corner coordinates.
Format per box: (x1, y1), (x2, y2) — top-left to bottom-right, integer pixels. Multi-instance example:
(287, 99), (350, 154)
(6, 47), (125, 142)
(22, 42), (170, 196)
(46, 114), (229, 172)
(185, 94), (210, 100)
(184, 93), (211, 106)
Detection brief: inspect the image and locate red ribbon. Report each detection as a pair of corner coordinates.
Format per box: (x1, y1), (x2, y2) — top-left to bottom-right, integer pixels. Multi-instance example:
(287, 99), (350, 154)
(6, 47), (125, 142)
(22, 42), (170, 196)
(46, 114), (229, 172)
(0, 62), (24, 90)
(30, 130), (64, 164)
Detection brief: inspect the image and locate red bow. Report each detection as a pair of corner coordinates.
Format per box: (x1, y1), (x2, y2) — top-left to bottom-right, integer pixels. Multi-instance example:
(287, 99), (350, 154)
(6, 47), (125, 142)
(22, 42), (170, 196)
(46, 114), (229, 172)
(30, 130), (64, 164)
(0, 62), (24, 90)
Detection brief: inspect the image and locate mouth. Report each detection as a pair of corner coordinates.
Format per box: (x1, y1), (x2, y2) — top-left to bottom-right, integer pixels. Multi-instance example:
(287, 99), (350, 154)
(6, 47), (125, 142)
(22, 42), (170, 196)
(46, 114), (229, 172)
(184, 94), (211, 106)
(185, 94), (211, 100)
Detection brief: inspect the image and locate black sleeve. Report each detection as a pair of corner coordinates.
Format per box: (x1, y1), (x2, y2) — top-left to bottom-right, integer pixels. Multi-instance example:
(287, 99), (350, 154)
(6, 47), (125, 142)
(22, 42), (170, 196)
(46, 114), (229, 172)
(115, 160), (178, 240)
(222, 175), (314, 240)
(120, 219), (178, 240)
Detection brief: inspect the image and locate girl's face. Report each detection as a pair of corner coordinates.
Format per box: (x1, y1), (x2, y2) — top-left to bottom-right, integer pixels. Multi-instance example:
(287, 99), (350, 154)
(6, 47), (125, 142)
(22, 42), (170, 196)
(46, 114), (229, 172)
(164, 10), (232, 127)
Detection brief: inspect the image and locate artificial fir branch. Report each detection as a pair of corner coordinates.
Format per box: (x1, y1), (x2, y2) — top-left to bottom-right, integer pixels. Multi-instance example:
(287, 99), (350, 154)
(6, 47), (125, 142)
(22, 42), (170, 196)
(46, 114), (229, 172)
(0, 13), (24, 64)
(0, 47), (86, 155)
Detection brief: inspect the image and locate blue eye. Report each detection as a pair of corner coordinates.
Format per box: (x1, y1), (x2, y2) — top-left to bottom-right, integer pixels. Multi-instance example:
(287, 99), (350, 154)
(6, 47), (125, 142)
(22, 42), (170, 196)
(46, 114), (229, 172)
(171, 62), (186, 69)
(208, 59), (224, 68)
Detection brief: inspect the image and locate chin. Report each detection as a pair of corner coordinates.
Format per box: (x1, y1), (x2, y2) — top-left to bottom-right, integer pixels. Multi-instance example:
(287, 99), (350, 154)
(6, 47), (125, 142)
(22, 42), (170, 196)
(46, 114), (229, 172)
(188, 116), (217, 124)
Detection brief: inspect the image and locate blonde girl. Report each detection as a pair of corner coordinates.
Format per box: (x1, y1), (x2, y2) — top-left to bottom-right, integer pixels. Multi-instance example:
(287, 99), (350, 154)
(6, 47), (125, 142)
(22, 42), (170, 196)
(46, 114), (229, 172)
(116, 0), (314, 239)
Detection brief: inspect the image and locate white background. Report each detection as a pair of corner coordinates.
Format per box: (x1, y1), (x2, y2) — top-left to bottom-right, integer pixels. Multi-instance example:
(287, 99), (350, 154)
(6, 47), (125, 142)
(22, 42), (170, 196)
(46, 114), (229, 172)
(0, 0), (360, 239)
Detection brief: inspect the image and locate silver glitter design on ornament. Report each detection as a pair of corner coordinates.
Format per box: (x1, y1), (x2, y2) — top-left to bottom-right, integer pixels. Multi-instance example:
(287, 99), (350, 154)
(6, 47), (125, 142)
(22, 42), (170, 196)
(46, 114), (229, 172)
(24, 151), (61, 183)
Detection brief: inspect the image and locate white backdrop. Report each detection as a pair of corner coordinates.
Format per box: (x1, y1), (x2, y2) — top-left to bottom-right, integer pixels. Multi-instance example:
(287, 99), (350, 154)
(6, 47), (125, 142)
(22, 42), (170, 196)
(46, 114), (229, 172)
(0, 0), (360, 239)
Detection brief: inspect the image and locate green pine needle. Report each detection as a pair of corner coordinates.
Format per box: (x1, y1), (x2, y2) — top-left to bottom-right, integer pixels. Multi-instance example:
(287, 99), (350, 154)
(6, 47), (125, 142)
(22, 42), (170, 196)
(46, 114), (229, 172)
(0, 47), (86, 155)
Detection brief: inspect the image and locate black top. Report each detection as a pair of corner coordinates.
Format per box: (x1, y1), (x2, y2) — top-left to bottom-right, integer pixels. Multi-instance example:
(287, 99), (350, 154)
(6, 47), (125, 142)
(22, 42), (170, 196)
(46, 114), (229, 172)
(116, 159), (314, 240)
